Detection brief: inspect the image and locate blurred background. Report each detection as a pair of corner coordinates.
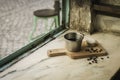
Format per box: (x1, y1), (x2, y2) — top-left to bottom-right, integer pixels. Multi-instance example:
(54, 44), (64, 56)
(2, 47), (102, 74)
(0, 0), (62, 59)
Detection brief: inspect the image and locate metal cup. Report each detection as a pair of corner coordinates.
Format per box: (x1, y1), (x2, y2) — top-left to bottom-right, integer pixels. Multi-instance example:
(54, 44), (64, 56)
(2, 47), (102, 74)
(64, 32), (84, 52)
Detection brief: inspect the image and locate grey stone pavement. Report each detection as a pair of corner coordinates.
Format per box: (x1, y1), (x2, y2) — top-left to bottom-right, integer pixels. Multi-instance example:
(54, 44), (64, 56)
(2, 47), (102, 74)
(0, 0), (57, 59)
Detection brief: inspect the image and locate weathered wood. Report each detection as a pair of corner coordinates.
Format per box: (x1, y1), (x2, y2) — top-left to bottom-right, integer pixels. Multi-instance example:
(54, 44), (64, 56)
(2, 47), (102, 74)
(47, 49), (66, 57)
(90, 0), (97, 34)
(93, 4), (120, 15)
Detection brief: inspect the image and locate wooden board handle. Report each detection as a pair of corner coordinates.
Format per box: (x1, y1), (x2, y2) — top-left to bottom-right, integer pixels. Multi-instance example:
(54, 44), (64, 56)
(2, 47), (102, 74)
(47, 49), (66, 57)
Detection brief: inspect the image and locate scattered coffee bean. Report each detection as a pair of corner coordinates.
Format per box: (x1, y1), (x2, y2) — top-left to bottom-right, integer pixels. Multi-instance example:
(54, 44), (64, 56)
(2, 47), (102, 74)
(89, 62), (92, 64)
(87, 58), (91, 61)
(93, 58), (97, 61)
(87, 55), (110, 64)
(99, 49), (102, 52)
(92, 60), (95, 63)
(107, 56), (109, 58)
(88, 57), (93, 60)
(96, 49), (98, 51)
(97, 51), (99, 53)
(101, 57), (104, 60)
(91, 48), (94, 51)
(95, 61), (98, 63)
(93, 50), (96, 52)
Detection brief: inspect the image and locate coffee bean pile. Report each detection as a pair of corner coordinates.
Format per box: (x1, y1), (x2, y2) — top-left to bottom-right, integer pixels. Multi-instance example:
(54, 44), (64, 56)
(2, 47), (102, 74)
(85, 47), (104, 53)
(87, 56), (109, 64)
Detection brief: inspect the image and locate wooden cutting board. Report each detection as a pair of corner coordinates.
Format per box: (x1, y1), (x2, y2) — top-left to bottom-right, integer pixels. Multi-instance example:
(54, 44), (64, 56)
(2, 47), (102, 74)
(47, 41), (108, 59)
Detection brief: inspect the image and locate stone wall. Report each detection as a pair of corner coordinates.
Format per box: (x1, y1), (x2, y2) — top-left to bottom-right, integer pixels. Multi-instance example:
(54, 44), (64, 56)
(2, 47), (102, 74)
(70, 0), (91, 32)
(70, 0), (120, 34)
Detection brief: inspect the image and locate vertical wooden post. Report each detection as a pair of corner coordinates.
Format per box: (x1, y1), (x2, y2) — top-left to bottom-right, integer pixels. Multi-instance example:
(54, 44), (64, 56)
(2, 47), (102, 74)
(62, 0), (66, 28)
(90, 0), (100, 34)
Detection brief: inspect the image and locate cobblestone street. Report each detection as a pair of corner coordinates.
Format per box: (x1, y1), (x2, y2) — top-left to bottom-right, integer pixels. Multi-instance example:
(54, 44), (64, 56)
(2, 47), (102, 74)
(0, 0), (55, 59)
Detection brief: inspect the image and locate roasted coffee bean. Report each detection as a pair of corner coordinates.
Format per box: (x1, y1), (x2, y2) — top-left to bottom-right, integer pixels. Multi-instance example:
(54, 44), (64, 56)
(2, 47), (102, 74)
(87, 58), (91, 61)
(93, 50), (96, 52)
(91, 48), (94, 51)
(92, 60), (95, 63)
(107, 56), (109, 58)
(95, 49), (98, 51)
(93, 58), (97, 61)
(95, 61), (98, 63)
(88, 57), (93, 60)
(101, 57), (104, 60)
(94, 49), (98, 52)
(89, 62), (92, 64)
(96, 51), (99, 53)
(99, 49), (102, 52)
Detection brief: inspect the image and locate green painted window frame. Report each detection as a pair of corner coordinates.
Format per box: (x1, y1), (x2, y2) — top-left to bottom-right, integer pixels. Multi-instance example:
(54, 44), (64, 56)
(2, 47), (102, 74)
(0, 0), (70, 70)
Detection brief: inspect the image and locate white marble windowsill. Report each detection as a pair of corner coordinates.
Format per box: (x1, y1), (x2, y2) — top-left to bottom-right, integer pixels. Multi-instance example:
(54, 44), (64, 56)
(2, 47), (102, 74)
(0, 30), (120, 80)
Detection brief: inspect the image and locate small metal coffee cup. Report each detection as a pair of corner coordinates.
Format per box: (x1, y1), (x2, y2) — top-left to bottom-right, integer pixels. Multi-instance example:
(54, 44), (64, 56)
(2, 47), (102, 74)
(64, 32), (84, 52)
